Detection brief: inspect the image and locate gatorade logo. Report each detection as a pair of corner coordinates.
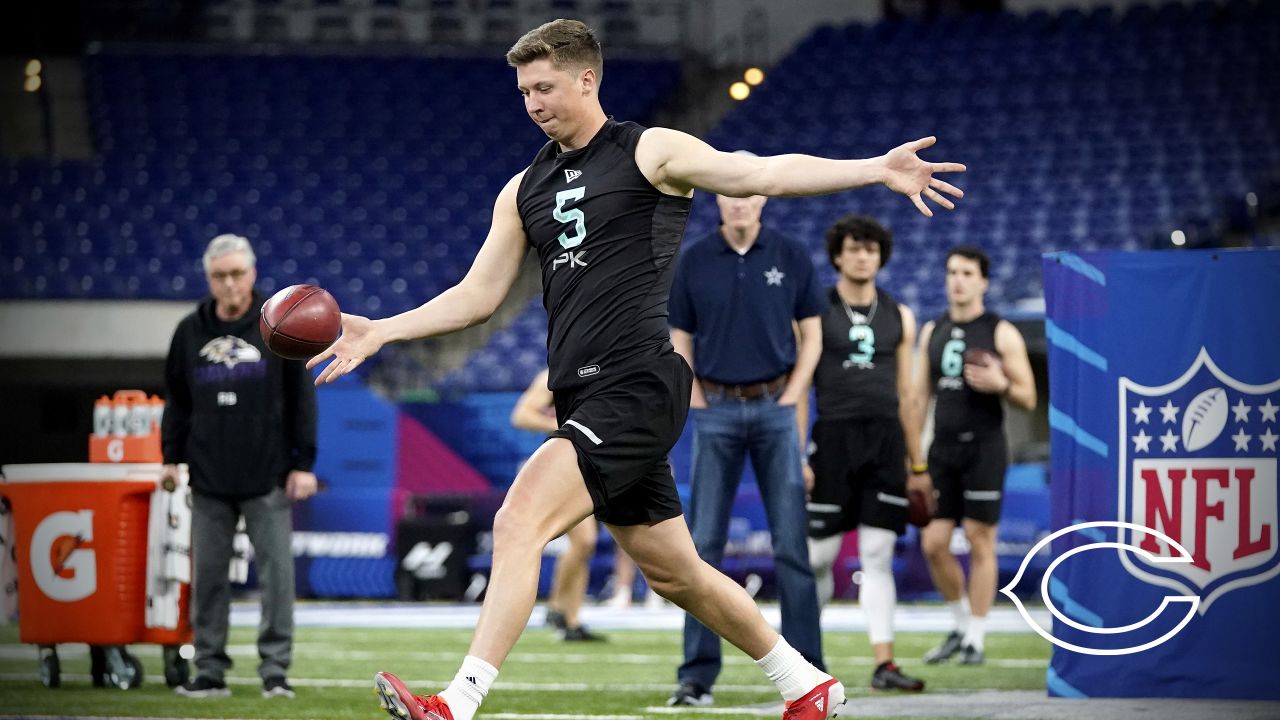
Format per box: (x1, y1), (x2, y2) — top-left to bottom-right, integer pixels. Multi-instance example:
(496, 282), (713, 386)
(106, 438), (125, 463)
(31, 510), (97, 601)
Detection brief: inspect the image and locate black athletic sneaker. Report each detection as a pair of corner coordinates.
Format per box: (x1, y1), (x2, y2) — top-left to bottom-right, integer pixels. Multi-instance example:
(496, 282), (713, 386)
(923, 631), (964, 664)
(263, 677), (296, 698)
(667, 681), (713, 707)
(545, 609), (567, 631)
(959, 644), (985, 666)
(871, 661), (925, 691)
(561, 625), (605, 642)
(175, 676), (230, 698)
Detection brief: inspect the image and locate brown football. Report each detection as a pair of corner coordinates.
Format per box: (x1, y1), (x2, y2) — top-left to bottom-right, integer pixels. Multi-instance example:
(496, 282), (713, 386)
(963, 348), (999, 367)
(907, 487), (936, 528)
(259, 284), (341, 360)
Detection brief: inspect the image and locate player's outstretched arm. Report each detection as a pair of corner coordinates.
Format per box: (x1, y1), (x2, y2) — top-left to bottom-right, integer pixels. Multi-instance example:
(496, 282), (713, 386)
(308, 172), (530, 385)
(636, 128), (965, 216)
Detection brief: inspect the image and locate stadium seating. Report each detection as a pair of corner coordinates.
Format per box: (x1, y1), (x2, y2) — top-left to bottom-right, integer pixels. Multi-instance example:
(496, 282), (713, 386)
(3, 2), (1277, 395)
(0, 52), (679, 322)
(441, 0), (1280, 392)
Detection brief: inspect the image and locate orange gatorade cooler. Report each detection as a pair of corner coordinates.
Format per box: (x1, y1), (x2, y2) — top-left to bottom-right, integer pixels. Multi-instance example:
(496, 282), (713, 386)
(0, 463), (159, 646)
(1, 463), (193, 688)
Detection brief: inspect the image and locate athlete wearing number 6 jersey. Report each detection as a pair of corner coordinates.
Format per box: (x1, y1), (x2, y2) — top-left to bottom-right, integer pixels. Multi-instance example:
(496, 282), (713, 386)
(306, 18), (967, 720)
(915, 246), (1036, 667)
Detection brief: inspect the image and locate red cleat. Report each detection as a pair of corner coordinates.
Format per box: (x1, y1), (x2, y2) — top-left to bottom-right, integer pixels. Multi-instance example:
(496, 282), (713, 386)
(782, 677), (846, 720)
(374, 671), (454, 720)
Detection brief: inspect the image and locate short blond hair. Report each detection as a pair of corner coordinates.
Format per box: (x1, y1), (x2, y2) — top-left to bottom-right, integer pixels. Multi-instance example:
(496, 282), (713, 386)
(506, 19), (603, 82)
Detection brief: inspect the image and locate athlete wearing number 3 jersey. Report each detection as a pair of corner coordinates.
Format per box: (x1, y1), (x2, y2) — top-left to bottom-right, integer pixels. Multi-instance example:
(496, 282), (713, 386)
(306, 18), (966, 720)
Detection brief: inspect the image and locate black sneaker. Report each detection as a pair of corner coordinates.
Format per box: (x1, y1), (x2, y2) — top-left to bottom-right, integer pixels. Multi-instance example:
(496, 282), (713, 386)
(263, 677), (296, 698)
(561, 625), (606, 642)
(667, 681), (713, 707)
(923, 630), (963, 664)
(959, 644), (985, 665)
(175, 676), (230, 698)
(545, 608), (567, 631)
(871, 661), (925, 691)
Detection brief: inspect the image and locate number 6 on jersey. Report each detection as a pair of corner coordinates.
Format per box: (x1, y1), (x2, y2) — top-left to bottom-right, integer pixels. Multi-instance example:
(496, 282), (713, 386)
(554, 187), (587, 248)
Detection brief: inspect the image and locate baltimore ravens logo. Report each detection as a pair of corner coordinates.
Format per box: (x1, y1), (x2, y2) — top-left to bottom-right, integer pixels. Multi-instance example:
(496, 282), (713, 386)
(199, 336), (262, 369)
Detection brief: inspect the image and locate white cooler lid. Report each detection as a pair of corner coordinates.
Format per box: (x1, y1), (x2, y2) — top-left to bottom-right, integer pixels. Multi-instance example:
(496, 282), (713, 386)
(1, 463), (163, 484)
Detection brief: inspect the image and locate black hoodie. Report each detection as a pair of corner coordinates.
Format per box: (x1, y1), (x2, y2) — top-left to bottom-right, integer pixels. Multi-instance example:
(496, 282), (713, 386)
(161, 291), (317, 499)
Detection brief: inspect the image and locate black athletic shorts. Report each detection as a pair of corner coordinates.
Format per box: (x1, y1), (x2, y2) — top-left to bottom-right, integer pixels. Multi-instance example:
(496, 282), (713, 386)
(548, 351), (692, 526)
(928, 432), (1008, 525)
(806, 417), (908, 538)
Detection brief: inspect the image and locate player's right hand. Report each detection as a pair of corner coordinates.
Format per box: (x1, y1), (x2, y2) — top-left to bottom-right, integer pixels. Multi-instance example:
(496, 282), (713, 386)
(308, 313), (384, 385)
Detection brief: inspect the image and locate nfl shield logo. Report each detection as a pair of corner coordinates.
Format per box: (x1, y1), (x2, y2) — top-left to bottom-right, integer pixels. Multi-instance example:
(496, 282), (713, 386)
(1119, 348), (1280, 613)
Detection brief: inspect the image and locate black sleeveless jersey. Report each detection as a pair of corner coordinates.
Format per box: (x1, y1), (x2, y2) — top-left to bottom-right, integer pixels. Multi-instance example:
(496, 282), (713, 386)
(516, 119), (693, 391)
(813, 286), (902, 421)
(928, 310), (1004, 440)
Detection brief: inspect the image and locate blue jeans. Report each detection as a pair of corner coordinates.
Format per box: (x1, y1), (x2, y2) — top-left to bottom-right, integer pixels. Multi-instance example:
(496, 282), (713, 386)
(678, 392), (825, 689)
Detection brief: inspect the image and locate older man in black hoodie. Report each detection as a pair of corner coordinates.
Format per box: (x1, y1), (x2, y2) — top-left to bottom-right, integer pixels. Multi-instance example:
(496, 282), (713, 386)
(161, 233), (317, 699)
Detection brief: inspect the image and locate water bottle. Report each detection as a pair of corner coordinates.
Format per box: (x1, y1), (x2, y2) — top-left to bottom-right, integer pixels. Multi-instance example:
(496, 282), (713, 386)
(93, 396), (112, 437)
(148, 395), (165, 432)
(110, 395), (129, 437)
(128, 397), (151, 437)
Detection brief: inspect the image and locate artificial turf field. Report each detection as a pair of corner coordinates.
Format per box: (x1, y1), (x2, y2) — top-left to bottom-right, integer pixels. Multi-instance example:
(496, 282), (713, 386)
(0, 610), (1051, 720)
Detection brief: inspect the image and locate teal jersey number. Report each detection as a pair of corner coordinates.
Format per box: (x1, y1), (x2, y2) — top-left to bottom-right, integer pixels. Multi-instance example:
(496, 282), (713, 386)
(848, 325), (876, 365)
(941, 339), (966, 377)
(554, 187), (587, 249)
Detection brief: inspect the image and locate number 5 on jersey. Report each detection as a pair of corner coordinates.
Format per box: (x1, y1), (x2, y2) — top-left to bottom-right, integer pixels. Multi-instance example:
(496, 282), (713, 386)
(554, 187), (587, 249)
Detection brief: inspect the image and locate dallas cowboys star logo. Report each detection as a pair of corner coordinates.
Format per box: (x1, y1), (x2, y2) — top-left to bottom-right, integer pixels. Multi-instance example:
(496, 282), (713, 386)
(764, 266), (785, 286)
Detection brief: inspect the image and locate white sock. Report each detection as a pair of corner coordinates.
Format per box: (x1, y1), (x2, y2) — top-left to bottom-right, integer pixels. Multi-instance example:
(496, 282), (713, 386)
(857, 526), (898, 646)
(438, 656), (499, 720)
(755, 638), (829, 702)
(963, 615), (987, 651)
(948, 598), (970, 633)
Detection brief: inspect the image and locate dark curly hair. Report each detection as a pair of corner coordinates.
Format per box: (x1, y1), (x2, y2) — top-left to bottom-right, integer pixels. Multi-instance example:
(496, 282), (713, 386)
(824, 214), (892, 270)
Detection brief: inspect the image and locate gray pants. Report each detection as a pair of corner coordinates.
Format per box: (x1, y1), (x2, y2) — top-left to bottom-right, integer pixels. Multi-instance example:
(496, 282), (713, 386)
(190, 487), (295, 682)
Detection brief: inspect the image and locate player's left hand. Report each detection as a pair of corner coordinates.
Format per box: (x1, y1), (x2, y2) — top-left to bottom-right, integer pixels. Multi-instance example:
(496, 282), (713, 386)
(964, 357), (1010, 395)
(881, 137), (966, 217)
(309, 313), (384, 385)
(286, 470), (318, 501)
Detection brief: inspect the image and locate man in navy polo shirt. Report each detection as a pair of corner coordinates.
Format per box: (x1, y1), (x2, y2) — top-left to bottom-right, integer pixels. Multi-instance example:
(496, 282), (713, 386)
(666, 170), (827, 707)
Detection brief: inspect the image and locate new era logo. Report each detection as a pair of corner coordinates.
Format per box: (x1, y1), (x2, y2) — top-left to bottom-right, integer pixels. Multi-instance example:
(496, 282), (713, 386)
(564, 169), (582, 183)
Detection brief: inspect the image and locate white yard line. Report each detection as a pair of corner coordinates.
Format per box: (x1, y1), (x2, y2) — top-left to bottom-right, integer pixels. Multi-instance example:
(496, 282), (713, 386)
(0, 644), (1048, 668)
(229, 603), (1050, 634)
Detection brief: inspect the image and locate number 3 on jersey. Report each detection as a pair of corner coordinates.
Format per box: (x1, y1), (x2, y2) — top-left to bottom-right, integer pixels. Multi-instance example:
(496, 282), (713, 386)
(554, 187), (587, 248)
(848, 325), (876, 365)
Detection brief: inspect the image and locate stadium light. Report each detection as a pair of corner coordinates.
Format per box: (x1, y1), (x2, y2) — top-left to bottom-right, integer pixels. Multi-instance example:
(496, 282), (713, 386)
(25, 59), (42, 77)
(729, 81), (750, 101)
(1170, 230), (1186, 246)
(744, 67), (765, 86)
(24, 76), (41, 93)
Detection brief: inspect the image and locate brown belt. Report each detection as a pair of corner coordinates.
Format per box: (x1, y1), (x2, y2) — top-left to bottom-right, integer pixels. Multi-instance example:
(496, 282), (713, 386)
(699, 374), (788, 400)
